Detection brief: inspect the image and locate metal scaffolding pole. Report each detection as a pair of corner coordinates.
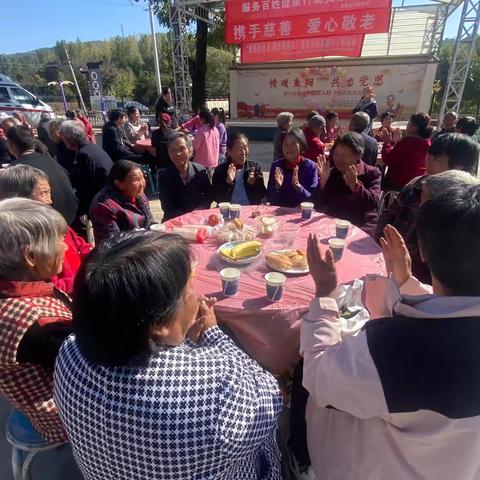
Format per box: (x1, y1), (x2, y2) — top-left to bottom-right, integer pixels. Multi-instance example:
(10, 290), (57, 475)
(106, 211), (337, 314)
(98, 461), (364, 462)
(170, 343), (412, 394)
(149, 0), (162, 95)
(168, 0), (221, 112)
(169, 1), (192, 112)
(439, 0), (480, 120)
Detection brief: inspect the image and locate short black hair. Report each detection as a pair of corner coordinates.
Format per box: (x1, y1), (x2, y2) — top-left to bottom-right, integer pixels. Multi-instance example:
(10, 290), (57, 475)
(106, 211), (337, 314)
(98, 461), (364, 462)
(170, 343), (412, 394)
(283, 128), (307, 153)
(108, 109), (126, 122)
(410, 112), (433, 139)
(125, 105), (139, 117)
(226, 131), (248, 151)
(380, 111), (394, 122)
(73, 231), (193, 366)
(6, 125), (35, 153)
(456, 116), (479, 137)
(108, 159), (141, 187)
(306, 111), (320, 120)
(65, 110), (76, 120)
(335, 131), (365, 156)
(326, 111), (338, 121)
(416, 184), (480, 296)
(162, 86), (171, 96)
(199, 108), (215, 129)
(429, 133), (479, 174)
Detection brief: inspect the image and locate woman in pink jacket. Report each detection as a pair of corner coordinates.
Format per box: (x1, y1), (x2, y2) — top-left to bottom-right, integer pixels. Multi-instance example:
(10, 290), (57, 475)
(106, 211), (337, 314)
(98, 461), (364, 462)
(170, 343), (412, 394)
(192, 109), (220, 173)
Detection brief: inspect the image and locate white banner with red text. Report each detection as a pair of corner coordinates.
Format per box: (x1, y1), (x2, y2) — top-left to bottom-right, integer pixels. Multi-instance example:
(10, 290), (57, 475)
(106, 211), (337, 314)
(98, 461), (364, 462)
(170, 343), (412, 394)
(229, 58), (438, 121)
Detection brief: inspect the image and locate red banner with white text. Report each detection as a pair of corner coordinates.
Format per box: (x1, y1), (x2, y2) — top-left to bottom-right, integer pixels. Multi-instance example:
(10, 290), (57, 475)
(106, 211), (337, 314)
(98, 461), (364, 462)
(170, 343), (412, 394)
(225, 8), (392, 44)
(241, 35), (364, 63)
(225, 0), (392, 23)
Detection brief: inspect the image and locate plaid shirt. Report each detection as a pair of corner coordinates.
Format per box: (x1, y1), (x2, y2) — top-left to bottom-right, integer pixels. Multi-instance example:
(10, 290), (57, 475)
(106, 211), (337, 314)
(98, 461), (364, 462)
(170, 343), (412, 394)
(54, 327), (282, 479)
(0, 281), (71, 442)
(90, 187), (154, 243)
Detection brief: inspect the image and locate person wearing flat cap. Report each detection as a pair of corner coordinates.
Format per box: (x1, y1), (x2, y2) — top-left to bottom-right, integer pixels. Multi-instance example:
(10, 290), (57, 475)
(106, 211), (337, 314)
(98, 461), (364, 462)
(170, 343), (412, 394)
(303, 114), (326, 161)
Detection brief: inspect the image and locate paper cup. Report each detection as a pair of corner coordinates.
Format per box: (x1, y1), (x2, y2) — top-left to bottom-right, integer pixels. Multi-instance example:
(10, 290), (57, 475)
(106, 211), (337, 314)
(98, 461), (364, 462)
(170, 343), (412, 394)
(218, 202), (231, 220)
(229, 204), (241, 219)
(301, 202), (314, 220)
(329, 238), (346, 262)
(335, 219), (351, 239)
(150, 223), (166, 232)
(220, 268), (241, 297)
(265, 272), (286, 302)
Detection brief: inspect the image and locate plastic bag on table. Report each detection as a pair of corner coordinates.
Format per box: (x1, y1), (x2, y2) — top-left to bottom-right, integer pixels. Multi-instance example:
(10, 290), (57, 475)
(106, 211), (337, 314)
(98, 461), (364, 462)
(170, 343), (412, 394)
(331, 279), (370, 336)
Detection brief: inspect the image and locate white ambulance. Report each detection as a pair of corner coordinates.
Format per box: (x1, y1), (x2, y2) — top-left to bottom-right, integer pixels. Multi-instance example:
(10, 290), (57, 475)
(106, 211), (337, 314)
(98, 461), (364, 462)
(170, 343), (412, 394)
(0, 73), (55, 127)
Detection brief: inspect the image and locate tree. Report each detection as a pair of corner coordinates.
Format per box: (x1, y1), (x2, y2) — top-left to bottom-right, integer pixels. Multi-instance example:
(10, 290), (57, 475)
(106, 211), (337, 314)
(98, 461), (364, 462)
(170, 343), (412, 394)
(146, 0), (225, 112)
(110, 68), (136, 104)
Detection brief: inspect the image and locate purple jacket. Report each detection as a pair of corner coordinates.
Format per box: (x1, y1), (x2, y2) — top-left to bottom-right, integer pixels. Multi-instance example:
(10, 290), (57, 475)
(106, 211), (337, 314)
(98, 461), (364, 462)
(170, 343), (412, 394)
(89, 187), (154, 243)
(314, 161), (381, 236)
(267, 157), (318, 208)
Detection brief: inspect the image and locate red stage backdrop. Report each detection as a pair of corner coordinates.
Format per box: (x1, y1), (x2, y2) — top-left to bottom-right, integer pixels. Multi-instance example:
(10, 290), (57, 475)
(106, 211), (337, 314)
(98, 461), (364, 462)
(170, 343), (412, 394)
(241, 35), (364, 63)
(225, 0), (392, 23)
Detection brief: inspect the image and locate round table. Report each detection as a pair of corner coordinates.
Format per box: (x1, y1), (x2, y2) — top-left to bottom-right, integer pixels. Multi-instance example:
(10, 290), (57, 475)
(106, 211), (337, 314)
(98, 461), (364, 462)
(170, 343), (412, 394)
(165, 205), (385, 374)
(134, 138), (155, 156)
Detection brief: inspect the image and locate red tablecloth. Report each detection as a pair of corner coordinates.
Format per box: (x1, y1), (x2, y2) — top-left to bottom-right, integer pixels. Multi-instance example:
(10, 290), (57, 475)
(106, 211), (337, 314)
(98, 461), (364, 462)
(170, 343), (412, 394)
(134, 138), (155, 155)
(165, 205), (385, 374)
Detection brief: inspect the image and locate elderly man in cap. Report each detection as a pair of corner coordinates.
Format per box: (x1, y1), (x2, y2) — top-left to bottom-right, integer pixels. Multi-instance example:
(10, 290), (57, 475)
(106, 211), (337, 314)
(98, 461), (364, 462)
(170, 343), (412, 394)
(303, 114), (326, 161)
(348, 111), (379, 166)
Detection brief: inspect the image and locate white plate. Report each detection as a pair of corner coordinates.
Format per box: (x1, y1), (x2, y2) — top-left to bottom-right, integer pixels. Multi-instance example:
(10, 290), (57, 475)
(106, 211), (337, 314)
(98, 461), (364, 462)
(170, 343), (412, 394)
(218, 240), (262, 265)
(265, 250), (310, 275)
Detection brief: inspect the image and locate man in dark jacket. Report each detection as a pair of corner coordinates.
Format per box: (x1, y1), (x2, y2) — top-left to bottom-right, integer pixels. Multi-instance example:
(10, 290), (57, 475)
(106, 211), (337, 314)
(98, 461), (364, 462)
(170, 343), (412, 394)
(102, 109), (143, 163)
(158, 132), (211, 221)
(6, 125), (78, 225)
(60, 121), (113, 216)
(155, 87), (178, 128)
(348, 112), (378, 167)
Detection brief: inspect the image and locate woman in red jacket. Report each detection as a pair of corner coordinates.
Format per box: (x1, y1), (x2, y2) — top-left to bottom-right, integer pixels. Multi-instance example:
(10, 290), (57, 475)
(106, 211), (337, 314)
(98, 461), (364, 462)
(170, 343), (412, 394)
(379, 112), (433, 190)
(0, 165), (92, 293)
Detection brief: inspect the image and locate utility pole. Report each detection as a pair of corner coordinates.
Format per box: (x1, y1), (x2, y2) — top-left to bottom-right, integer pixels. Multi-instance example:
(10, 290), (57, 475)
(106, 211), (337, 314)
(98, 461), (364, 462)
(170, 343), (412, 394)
(63, 44), (88, 114)
(148, 0), (162, 96)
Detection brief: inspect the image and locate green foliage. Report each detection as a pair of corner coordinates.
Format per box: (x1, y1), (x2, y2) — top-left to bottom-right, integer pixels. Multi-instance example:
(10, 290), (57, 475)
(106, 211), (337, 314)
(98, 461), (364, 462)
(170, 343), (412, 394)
(432, 37), (480, 117)
(0, 26), (232, 110)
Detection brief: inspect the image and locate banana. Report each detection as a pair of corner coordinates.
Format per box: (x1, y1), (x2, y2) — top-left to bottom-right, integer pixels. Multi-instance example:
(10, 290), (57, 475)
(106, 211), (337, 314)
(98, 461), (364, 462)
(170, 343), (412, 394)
(230, 241), (262, 259)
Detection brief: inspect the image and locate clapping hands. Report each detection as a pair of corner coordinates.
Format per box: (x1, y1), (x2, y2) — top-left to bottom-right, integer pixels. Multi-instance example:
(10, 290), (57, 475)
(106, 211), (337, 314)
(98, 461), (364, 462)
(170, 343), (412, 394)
(187, 296), (217, 342)
(226, 163), (236, 185)
(316, 154), (332, 190)
(380, 225), (412, 287)
(247, 167), (256, 185)
(343, 165), (359, 192)
(291, 166), (301, 191)
(274, 166), (284, 189)
(307, 234), (338, 297)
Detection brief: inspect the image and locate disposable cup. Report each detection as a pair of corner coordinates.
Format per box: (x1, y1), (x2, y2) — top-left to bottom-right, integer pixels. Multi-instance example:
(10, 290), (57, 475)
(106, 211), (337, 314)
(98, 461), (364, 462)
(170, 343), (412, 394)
(335, 219), (351, 239)
(229, 204), (241, 219)
(218, 202), (231, 220)
(264, 272), (286, 302)
(329, 238), (346, 262)
(301, 202), (314, 220)
(220, 268), (241, 297)
(150, 223), (166, 232)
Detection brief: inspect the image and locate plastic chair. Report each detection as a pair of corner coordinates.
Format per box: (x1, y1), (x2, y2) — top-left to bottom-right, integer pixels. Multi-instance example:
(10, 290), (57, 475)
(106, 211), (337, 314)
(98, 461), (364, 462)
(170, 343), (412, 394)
(6, 409), (65, 480)
(141, 164), (157, 196)
(378, 190), (399, 216)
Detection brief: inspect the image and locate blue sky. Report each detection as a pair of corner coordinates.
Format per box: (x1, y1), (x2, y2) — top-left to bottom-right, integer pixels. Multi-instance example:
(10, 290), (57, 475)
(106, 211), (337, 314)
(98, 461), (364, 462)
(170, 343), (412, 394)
(1, 0), (462, 55)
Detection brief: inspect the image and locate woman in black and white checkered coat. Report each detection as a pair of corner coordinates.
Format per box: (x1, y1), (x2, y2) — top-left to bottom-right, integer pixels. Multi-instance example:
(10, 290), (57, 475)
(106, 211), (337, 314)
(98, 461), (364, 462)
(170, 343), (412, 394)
(53, 231), (282, 480)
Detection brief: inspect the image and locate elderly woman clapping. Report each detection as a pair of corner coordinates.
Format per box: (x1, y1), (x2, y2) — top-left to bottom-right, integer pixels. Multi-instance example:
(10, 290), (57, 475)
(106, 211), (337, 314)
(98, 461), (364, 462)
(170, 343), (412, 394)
(0, 165), (92, 293)
(0, 198), (72, 444)
(54, 231), (282, 480)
